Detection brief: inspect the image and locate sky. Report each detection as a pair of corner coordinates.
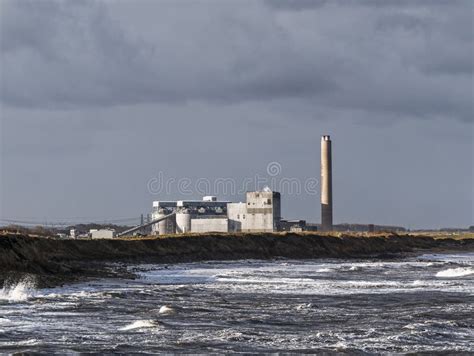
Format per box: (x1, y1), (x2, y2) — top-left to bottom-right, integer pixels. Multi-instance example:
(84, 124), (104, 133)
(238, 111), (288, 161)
(0, 0), (472, 229)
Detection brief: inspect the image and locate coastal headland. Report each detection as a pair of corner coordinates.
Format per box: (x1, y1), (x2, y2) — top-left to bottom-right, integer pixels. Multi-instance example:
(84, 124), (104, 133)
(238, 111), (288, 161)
(1, 232), (472, 288)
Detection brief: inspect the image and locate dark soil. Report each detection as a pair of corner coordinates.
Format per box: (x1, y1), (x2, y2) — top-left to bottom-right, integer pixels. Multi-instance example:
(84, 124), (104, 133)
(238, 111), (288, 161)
(1, 232), (472, 288)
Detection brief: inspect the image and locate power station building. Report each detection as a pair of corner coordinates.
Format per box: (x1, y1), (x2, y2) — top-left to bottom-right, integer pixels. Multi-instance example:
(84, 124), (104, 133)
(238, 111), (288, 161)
(228, 190), (281, 232)
(121, 134), (334, 237)
(151, 189), (281, 235)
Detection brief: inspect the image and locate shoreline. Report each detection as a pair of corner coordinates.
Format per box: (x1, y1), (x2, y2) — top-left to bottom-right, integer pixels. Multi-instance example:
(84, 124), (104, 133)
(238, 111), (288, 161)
(1, 232), (473, 288)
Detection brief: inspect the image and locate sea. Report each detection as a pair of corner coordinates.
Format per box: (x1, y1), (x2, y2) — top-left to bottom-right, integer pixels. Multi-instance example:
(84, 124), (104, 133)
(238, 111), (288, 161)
(0, 253), (473, 354)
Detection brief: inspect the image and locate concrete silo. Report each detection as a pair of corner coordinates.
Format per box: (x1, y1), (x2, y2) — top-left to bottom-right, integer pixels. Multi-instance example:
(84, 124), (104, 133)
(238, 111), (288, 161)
(157, 208), (176, 235)
(176, 208), (191, 233)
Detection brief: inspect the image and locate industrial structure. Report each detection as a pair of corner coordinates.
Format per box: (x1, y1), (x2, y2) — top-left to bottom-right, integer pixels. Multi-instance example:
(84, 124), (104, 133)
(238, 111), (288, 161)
(320, 135), (333, 231)
(90, 229), (116, 239)
(115, 134), (335, 237)
(150, 189), (281, 235)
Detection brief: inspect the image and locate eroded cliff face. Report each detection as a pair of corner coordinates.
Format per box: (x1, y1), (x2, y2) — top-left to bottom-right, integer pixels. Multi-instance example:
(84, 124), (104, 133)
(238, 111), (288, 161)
(1, 232), (472, 288)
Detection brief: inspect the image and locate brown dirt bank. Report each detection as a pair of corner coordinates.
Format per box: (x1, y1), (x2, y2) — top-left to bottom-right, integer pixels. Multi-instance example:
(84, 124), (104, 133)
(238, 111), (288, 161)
(1, 232), (472, 288)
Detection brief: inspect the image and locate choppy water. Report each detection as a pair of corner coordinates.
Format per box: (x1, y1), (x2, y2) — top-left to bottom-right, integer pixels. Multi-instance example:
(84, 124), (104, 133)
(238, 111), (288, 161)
(0, 253), (473, 354)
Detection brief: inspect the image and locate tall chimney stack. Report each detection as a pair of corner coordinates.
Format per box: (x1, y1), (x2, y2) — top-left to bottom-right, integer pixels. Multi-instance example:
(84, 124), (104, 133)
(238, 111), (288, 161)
(321, 135), (333, 231)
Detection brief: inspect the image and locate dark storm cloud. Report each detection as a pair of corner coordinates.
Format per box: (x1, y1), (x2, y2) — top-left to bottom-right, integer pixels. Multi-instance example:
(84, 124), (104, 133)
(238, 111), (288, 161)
(0, 0), (472, 122)
(1, 1), (472, 229)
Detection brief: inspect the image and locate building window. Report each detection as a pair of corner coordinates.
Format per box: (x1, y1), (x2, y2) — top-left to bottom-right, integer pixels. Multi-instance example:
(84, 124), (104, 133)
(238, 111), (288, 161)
(237, 214), (240, 219)
(243, 214), (246, 219)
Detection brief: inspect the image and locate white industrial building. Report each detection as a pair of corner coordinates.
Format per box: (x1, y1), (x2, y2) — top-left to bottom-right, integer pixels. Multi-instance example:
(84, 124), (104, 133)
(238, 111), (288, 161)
(227, 191), (281, 232)
(90, 229), (116, 239)
(151, 189), (281, 235)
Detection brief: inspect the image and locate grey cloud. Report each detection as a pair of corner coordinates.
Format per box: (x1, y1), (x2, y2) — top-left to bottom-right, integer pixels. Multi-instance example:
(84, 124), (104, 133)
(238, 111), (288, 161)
(264, 0), (328, 11)
(0, 0), (472, 123)
(2, 102), (471, 229)
(266, 0), (469, 10)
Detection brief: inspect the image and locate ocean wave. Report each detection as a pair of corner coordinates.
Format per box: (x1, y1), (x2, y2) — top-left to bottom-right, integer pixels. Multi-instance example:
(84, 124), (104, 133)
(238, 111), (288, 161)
(0, 338), (40, 347)
(0, 276), (36, 302)
(215, 329), (246, 341)
(403, 320), (459, 330)
(0, 318), (11, 325)
(436, 267), (474, 278)
(119, 320), (157, 331)
(1, 256), (473, 353)
(348, 266), (361, 271)
(158, 305), (175, 315)
(296, 303), (313, 310)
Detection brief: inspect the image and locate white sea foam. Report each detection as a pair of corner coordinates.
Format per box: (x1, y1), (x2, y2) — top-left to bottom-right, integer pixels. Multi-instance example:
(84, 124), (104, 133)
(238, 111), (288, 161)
(0, 338), (40, 347)
(296, 303), (313, 310)
(436, 267), (474, 278)
(334, 341), (348, 351)
(158, 305), (175, 314)
(119, 320), (156, 331)
(0, 277), (36, 302)
(403, 320), (458, 330)
(137, 259), (473, 296)
(35, 287), (110, 301)
(216, 329), (245, 341)
(403, 322), (426, 330)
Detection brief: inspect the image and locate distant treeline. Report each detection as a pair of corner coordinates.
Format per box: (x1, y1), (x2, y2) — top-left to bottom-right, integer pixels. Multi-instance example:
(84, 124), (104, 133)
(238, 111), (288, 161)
(417, 226), (474, 232)
(335, 223), (406, 232)
(305, 223), (407, 232)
